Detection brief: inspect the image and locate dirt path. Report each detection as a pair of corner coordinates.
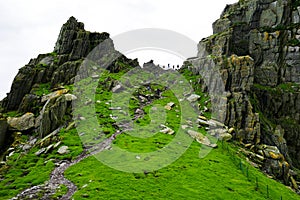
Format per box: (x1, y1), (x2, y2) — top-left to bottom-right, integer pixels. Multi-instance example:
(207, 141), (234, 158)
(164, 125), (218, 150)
(11, 131), (122, 200)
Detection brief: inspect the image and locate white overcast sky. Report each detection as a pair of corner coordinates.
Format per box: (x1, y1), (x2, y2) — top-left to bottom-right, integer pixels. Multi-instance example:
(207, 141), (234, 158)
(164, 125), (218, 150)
(0, 0), (238, 99)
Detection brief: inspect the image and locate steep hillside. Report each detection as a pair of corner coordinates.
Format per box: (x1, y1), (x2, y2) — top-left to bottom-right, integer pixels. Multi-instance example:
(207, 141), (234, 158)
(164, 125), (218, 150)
(187, 0), (300, 188)
(0, 0), (300, 199)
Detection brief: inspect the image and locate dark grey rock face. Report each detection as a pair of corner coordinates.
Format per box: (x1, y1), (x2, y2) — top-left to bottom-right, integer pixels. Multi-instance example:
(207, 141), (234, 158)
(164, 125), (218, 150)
(0, 16), (138, 146)
(188, 0), (300, 184)
(3, 17), (110, 112)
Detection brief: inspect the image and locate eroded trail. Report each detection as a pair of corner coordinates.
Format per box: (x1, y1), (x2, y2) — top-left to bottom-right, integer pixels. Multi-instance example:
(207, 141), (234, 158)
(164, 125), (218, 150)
(11, 131), (122, 200)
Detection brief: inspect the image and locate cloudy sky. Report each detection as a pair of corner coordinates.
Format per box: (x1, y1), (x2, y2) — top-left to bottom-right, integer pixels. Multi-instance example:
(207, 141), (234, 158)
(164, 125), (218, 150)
(0, 0), (237, 99)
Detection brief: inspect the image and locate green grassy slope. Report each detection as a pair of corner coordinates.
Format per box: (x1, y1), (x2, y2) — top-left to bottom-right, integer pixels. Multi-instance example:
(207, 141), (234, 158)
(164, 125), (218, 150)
(0, 66), (299, 200)
(65, 66), (299, 200)
(65, 141), (299, 200)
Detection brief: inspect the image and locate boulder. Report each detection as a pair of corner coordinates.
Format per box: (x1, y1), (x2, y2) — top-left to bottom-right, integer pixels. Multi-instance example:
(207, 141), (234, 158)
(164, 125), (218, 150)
(7, 112), (35, 131)
(36, 94), (68, 138)
(208, 128), (232, 141)
(187, 130), (217, 148)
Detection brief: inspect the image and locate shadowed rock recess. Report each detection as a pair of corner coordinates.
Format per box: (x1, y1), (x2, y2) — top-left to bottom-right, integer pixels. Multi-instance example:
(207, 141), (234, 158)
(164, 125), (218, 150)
(1, 0), (300, 198)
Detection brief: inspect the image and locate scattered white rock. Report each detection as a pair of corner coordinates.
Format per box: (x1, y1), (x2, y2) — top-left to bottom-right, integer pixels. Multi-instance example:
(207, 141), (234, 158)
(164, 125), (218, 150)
(45, 144), (54, 154)
(109, 107), (122, 110)
(187, 130), (217, 148)
(29, 138), (37, 146)
(22, 144), (31, 151)
(160, 126), (175, 135)
(181, 125), (189, 130)
(53, 141), (62, 149)
(91, 74), (100, 79)
(164, 105), (172, 110)
(167, 102), (175, 107)
(84, 99), (93, 105)
(65, 94), (77, 101)
(57, 146), (69, 155)
(79, 117), (86, 121)
(187, 94), (200, 102)
(35, 148), (46, 156)
(112, 84), (123, 93)
(8, 151), (15, 157)
(198, 115), (208, 121)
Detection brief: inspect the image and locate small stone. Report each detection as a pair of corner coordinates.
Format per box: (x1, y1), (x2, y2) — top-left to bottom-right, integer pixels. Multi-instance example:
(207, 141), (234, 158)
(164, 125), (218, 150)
(79, 132), (85, 136)
(92, 66), (98, 70)
(45, 144), (54, 154)
(79, 117), (86, 121)
(57, 146), (69, 154)
(91, 74), (100, 79)
(109, 107), (122, 110)
(65, 94), (77, 101)
(160, 127), (175, 135)
(84, 99), (92, 105)
(167, 102), (175, 107)
(112, 84), (123, 93)
(35, 148), (46, 156)
(187, 94), (200, 102)
(29, 138), (37, 146)
(198, 115), (208, 121)
(181, 125), (189, 130)
(53, 141), (62, 149)
(22, 144), (31, 151)
(8, 151), (14, 157)
(164, 105), (172, 110)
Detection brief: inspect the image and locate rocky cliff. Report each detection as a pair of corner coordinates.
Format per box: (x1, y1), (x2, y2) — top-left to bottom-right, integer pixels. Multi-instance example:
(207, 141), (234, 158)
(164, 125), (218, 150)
(1, 0), (300, 196)
(187, 0), (300, 187)
(0, 16), (137, 152)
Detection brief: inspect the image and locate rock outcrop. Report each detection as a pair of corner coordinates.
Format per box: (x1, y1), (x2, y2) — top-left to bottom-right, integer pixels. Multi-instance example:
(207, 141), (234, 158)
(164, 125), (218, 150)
(2, 16), (110, 112)
(0, 16), (138, 150)
(187, 0), (300, 187)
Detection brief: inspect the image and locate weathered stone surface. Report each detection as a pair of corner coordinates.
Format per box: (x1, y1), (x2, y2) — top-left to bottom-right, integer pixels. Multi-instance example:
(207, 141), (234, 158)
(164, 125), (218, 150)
(36, 94), (68, 138)
(187, 130), (217, 148)
(160, 125), (174, 135)
(64, 94), (77, 102)
(2, 17), (111, 112)
(54, 16), (110, 60)
(188, 0), (300, 186)
(186, 94), (200, 102)
(57, 146), (69, 155)
(208, 128), (232, 141)
(7, 113), (35, 131)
